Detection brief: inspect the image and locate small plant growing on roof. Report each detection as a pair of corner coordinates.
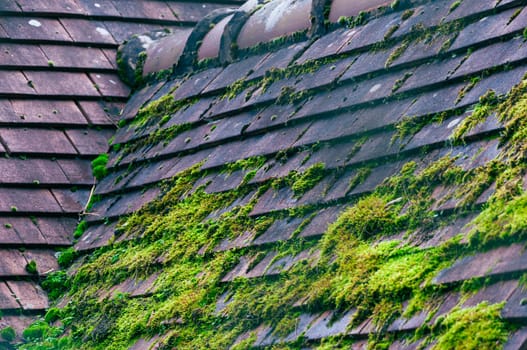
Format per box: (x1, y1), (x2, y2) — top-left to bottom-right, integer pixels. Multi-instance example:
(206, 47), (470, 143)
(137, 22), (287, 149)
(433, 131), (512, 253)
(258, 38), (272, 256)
(26, 260), (37, 274)
(91, 153), (109, 181)
(0, 326), (15, 342)
(73, 220), (87, 239)
(57, 247), (77, 268)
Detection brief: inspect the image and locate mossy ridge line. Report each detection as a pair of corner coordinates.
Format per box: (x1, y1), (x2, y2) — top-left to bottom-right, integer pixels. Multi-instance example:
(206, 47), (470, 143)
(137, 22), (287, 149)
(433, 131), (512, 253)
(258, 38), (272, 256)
(112, 4), (521, 169)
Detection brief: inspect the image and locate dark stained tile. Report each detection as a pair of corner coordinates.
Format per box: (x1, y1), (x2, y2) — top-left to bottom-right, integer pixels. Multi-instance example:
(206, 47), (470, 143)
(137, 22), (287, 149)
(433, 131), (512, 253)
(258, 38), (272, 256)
(60, 18), (115, 44)
(221, 255), (252, 282)
(41, 45), (113, 70)
(293, 56), (356, 91)
(0, 71), (35, 95)
(346, 130), (404, 166)
(252, 217), (304, 246)
(348, 161), (404, 197)
(0, 43), (48, 66)
(393, 1), (450, 39)
(463, 280), (518, 308)
(75, 222), (116, 251)
(329, 0), (392, 21)
(78, 100), (121, 126)
(400, 56), (463, 92)
(443, 0), (497, 22)
(249, 186), (298, 217)
(338, 12), (401, 53)
(302, 140), (356, 170)
(433, 244), (525, 285)
(0, 17), (71, 41)
(6, 281), (48, 310)
(203, 54), (267, 93)
(403, 115), (459, 151)
(502, 285), (527, 321)
(0, 127), (77, 155)
(296, 28), (358, 64)
(213, 230), (255, 252)
(391, 32), (456, 67)
(10, 99), (87, 125)
(65, 128), (113, 155)
(0, 188), (62, 213)
(172, 68), (223, 101)
(104, 187), (161, 218)
(204, 170), (245, 194)
(339, 49), (390, 82)
(300, 206), (345, 238)
(458, 65), (527, 106)
(404, 82), (466, 118)
(244, 251), (278, 278)
(125, 159), (178, 189)
(120, 84), (167, 125)
(244, 103), (297, 134)
(89, 73), (131, 98)
(450, 7), (527, 52)
(248, 42), (308, 80)
(24, 71), (99, 97)
(128, 336), (163, 350)
(451, 38), (523, 79)
(504, 327), (527, 350)
(305, 309), (356, 340)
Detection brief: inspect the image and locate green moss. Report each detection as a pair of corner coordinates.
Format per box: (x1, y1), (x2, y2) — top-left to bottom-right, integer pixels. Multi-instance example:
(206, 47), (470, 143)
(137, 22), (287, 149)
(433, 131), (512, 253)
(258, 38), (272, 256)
(451, 89), (499, 141)
(58, 247), (77, 268)
(26, 260), (38, 274)
(325, 195), (400, 242)
(0, 327), (15, 342)
(42, 271), (69, 300)
(91, 154), (109, 181)
(45, 307), (62, 324)
(432, 302), (509, 350)
(449, 0), (462, 13)
(347, 167), (371, 193)
(291, 162), (326, 197)
(73, 220), (87, 239)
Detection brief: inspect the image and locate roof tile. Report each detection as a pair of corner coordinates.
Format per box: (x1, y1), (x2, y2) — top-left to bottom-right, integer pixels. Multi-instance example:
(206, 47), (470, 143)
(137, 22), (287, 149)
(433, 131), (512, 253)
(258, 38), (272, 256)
(0, 17), (71, 41)
(41, 45), (114, 70)
(0, 127), (77, 155)
(60, 18), (115, 44)
(24, 71), (100, 97)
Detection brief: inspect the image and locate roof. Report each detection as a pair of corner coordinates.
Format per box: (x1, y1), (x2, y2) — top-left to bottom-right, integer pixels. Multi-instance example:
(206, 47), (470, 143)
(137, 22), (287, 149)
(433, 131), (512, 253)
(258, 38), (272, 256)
(3, 0), (527, 348)
(0, 0), (238, 343)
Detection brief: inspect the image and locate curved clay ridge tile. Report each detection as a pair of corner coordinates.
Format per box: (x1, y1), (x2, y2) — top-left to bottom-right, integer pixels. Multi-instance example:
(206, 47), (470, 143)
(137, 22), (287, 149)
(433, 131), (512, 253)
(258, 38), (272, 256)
(236, 0), (313, 49)
(116, 0), (406, 87)
(329, 0), (393, 22)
